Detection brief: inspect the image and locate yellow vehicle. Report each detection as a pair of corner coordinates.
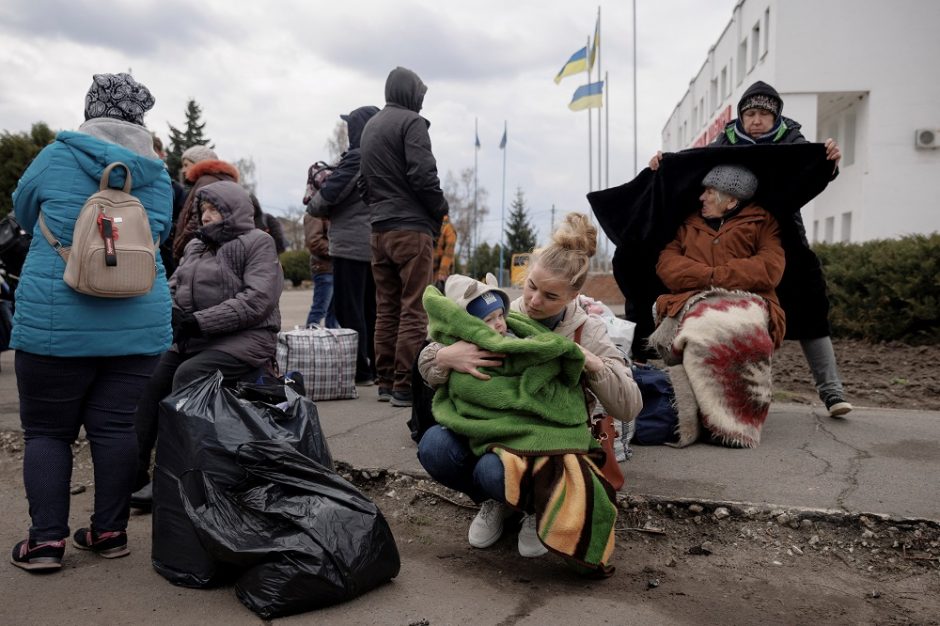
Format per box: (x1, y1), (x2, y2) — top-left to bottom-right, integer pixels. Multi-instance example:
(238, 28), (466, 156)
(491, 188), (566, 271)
(510, 253), (531, 287)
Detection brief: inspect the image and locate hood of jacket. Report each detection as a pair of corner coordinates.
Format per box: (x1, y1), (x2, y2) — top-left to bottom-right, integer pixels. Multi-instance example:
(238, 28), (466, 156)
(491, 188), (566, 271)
(77, 118), (158, 159)
(737, 80), (784, 121)
(57, 127), (167, 190)
(342, 105), (381, 149)
(444, 273), (509, 313)
(385, 67), (427, 113)
(194, 180), (256, 244)
(186, 159), (240, 184)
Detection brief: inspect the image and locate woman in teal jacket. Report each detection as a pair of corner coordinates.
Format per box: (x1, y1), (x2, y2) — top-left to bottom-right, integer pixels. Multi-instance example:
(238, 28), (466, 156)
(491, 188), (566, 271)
(10, 73), (173, 572)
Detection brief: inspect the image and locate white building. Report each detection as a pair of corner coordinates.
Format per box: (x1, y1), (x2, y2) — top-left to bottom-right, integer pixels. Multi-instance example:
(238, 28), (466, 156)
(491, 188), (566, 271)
(660, 0), (940, 243)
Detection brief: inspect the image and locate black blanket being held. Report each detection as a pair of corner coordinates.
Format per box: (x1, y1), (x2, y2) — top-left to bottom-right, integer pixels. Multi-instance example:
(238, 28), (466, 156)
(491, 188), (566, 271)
(587, 143), (835, 358)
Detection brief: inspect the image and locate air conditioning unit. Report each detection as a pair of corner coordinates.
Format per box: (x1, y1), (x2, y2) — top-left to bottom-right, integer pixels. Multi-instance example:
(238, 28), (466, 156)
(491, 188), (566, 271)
(915, 128), (940, 149)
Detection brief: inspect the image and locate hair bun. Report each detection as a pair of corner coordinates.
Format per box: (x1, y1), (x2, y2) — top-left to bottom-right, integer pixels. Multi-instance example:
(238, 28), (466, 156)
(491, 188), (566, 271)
(551, 213), (597, 258)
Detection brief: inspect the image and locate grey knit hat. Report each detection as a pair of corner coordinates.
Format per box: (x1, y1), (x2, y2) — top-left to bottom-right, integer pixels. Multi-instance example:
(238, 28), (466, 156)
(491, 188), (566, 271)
(181, 145), (218, 164)
(84, 73), (155, 126)
(702, 165), (758, 201)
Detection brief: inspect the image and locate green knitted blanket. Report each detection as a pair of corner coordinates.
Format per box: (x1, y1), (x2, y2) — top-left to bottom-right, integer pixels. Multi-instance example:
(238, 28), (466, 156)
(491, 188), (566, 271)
(423, 286), (595, 456)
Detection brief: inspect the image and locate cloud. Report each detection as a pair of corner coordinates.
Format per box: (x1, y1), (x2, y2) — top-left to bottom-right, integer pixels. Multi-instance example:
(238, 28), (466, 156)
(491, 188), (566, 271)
(0, 0), (230, 56)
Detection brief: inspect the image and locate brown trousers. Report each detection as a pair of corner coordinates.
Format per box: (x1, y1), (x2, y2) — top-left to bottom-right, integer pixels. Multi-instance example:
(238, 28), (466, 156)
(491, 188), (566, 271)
(371, 230), (433, 392)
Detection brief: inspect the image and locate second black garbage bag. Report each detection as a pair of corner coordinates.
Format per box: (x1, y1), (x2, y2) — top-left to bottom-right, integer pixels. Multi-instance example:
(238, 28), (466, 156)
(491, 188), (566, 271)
(152, 372), (333, 587)
(181, 440), (401, 619)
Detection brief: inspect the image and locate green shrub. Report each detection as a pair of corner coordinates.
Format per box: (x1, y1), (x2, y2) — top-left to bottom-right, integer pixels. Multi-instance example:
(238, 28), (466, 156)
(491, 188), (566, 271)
(279, 249), (310, 287)
(815, 233), (940, 343)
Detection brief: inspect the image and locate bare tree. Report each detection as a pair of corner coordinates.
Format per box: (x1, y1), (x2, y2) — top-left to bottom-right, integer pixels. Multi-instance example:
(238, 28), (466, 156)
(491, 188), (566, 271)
(442, 167), (489, 270)
(279, 205), (307, 251)
(233, 156), (258, 196)
(324, 121), (348, 163)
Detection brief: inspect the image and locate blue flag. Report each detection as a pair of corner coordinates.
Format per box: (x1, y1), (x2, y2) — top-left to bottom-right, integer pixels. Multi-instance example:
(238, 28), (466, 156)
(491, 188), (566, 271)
(553, 46), (588, 84)
(569, 81), (604, 111)
(499, 127), (507, 150)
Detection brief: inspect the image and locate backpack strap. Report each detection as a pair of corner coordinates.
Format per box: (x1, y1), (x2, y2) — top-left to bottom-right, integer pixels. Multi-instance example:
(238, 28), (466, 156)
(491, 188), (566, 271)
(38, 212), (70, 262)
(101, 162), (132, 192)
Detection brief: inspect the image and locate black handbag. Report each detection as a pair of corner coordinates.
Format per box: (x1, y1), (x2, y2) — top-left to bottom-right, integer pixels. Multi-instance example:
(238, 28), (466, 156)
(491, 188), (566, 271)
(0, 215), (31, 279)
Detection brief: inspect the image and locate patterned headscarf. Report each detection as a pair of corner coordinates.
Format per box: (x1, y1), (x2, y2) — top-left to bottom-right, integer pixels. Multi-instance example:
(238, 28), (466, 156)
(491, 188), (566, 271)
(84, 73), (156, 126)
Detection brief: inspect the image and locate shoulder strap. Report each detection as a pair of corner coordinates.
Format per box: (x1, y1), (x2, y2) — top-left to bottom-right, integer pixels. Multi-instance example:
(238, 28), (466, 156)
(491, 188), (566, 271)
(101, 162), (132, 192)
(38, 212), (70, 262)
(573, 322), (585, 345)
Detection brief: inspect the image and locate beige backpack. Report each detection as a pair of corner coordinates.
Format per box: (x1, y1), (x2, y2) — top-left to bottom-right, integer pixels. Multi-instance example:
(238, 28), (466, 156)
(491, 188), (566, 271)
(39, 162), (158, 298)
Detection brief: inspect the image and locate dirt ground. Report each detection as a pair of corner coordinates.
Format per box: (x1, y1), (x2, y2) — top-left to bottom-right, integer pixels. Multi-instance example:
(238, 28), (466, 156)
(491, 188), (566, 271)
(2, 436), (938, 624)
(772, 338), (940, 411)
(356, 467), (940, 625)
(1, 338), (938, 623)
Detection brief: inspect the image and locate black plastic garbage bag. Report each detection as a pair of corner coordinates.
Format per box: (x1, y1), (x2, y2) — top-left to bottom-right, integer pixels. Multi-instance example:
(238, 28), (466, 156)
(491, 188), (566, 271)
(180, 440), (401, 619)
(152, 372), (332, 587)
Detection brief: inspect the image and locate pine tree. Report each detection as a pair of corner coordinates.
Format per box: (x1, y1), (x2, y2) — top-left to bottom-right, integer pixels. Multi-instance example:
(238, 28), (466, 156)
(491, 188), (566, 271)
(503, 188), (537, 257)
(166, 99), (213, 181)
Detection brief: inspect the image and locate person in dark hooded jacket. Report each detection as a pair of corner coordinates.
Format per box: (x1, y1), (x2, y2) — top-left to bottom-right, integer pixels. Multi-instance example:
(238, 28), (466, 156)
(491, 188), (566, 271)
(130, 180), (283, 508)
(307, 105), (380, 384)
(648, 81), (851, 418)
(358, 67), (449, 406)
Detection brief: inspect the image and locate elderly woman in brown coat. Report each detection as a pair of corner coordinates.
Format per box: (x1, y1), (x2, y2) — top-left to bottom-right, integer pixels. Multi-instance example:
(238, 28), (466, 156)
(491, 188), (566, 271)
(651, 165), (785, 448)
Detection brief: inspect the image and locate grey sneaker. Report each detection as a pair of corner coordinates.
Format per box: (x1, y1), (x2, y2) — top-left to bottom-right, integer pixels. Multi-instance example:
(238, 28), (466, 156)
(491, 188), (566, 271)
(825, 396), (853, 418)
(377, 387), (393, 402)
(390, 390), (413, 407)
(517, 513), (548, 557)
(468, 500), (512, 548)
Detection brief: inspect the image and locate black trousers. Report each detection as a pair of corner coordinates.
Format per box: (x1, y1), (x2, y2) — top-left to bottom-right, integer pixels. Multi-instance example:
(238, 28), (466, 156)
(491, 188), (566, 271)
(133, 349), (260, 488)
(333, 257), (377, 382)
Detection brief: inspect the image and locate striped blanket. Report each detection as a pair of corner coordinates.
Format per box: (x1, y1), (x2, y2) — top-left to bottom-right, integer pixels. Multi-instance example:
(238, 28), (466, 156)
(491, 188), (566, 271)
(496, 448), (617, 576)
(652, 289), (774, 448)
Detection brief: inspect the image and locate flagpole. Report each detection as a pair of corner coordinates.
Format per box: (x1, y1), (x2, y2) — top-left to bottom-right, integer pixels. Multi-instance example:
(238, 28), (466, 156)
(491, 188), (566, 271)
(587, 36), (593, 193)
(633, 0), (638, 175)
(473, 116), (479, 277)
(596, 5), (602, 192)
(605, 69), (610, 189)
(498, 121), (507, 286)
(605, 69), (610, 262)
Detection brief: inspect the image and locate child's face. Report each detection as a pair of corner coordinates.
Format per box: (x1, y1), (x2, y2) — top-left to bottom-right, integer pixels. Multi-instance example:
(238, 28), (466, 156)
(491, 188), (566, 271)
(482, 308), (508, 335)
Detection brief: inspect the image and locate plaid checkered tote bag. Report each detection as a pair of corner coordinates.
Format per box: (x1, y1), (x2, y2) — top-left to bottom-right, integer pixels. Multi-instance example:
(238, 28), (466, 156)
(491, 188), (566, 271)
(276, 326), (359, 401)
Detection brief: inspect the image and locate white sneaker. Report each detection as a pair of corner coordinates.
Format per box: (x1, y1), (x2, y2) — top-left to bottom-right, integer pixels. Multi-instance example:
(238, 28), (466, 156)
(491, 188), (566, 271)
(468, 500), (512, 548)
(517, 513), (548, 557)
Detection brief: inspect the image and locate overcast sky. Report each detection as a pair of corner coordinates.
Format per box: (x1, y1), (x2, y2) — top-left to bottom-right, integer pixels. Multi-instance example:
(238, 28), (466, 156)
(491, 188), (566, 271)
(0, 0), (736, 250)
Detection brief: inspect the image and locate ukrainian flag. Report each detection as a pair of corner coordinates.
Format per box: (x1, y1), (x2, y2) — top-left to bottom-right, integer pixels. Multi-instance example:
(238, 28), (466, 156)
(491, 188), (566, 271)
(553, 46), (588, 84)
(569, 81), (604, 111)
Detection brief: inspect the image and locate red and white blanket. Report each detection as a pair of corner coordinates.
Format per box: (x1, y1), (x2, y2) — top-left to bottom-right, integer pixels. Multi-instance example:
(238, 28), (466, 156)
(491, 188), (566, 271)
(652, 289), (774, 448)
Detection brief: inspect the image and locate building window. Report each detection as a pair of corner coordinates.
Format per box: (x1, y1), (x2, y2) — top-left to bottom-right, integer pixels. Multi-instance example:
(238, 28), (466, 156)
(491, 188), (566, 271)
(721, 67), (728, 99)
(843, 111), (857, 167)
(763, 8), (770, 57)
(710, 78), (718, 111)
(825, 217), (835, 243)
(813, 220), (819, 243)
(691, 106), (698, 131)
(699, 97), (705, 126)
(841, 212), (852, 242)
(750, 22), (760, 69)
(737, 40), (746, 85)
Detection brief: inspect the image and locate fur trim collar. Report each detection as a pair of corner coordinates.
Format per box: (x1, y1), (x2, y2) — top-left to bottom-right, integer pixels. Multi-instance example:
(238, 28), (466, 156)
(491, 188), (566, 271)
(186, 159), (240, 183)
